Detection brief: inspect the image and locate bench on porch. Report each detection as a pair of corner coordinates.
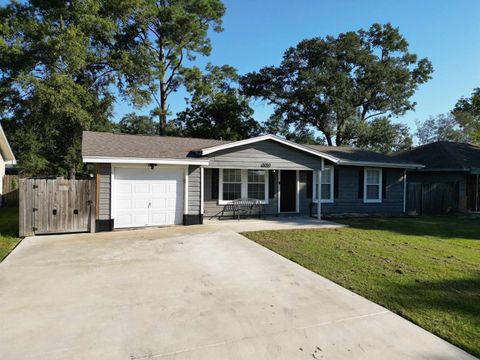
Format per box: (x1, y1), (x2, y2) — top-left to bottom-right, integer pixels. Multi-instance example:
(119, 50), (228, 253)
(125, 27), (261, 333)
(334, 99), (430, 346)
(210, 198), (265, 220)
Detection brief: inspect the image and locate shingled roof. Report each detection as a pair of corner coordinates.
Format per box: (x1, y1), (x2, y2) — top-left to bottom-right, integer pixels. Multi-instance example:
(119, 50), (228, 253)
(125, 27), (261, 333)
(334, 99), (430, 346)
(306, 145), (417, 165)
(394, 141), (480, 171)
(82, 131), (421, 168)
(82, 131), (228, 159)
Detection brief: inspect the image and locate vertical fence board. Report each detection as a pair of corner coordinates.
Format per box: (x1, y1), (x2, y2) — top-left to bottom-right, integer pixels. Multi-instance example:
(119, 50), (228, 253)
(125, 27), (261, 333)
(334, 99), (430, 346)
(18, 178), (95, 236)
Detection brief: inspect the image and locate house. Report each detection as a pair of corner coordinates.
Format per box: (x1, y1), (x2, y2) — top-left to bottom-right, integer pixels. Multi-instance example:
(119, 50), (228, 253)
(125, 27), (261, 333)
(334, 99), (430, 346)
(0, 124), (16, 207)
(395, 141), (480, 213)
(82, 131), (421, 231)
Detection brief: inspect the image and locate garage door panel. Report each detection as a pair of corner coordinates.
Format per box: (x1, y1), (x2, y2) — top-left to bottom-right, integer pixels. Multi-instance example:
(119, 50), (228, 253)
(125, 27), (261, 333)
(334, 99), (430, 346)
(114, 167), (184, 229)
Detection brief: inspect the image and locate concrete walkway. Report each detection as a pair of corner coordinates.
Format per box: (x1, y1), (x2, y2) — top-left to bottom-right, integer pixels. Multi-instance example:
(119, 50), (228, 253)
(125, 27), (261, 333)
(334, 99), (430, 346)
(0, 222), (475, 359)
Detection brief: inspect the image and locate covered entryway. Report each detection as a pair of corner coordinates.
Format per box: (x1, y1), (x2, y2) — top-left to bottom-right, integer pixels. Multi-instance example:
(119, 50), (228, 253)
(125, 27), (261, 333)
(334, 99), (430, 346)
(113, 167), (184, 228)
(280, 170), (297, 212)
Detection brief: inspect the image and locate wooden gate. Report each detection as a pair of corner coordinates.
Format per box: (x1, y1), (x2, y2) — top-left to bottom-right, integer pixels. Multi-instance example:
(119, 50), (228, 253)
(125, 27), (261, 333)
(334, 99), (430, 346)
(19, 178), (95, 237)
(406, 182), (459, 216)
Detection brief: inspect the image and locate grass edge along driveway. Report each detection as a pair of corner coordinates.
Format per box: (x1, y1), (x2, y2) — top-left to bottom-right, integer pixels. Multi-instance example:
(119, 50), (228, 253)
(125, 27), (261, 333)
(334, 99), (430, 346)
(244, 217), (480, 358)
(0, 207), (21, 261)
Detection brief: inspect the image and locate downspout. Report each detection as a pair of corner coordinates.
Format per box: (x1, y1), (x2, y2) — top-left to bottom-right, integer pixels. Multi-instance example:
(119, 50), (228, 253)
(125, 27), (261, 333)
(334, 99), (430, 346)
(403, 169), (407, 214)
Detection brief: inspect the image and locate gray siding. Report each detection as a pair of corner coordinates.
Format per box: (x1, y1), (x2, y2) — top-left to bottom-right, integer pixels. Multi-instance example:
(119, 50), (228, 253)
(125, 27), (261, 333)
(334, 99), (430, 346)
(204, 166), (405, 218)
(188, 165), (201, 214)
(97, 163), (111, 220)
(206, 140), (323, 170)
(204, 168), (279, 218)
(309, 166), (405, 215)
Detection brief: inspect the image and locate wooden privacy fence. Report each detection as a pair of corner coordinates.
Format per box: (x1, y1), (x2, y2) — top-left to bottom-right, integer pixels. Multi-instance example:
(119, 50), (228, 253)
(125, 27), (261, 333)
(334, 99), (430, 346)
(406, 182), (459, 215)
(19, 178), (95, 237)
(1, 174), (19, 207)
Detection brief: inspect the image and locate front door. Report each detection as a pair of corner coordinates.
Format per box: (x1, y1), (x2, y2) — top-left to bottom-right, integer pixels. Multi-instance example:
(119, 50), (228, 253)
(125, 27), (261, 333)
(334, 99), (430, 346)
(280, 170), (297, 212)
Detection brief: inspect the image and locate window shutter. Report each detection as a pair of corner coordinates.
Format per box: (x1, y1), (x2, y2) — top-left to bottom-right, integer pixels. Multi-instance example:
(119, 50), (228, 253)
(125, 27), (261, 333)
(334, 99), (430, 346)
(211, 168), (219, 200)
(269, 170), (275, 199)
(358, 168), (364, 199)
(382, 169), (387, 199)
(306, 171), (313, 199)
(334, 168), (339, 199)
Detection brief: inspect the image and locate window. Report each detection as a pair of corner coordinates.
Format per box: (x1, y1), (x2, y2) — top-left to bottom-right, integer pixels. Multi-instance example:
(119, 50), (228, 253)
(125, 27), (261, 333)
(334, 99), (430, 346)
(248, 170), (266, 200)
(313, 166), (334, 203)
(219, 169), (268, 204)
(222, 169), (241, 201)
(364, 168), (382, 203)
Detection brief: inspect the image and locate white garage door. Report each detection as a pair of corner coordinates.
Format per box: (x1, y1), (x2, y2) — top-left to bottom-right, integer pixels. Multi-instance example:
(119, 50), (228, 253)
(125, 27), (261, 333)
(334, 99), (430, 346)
(113, 167), (184, 228)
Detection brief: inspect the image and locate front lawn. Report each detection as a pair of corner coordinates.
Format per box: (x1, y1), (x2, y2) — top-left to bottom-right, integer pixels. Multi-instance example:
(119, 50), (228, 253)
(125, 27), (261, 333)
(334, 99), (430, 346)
(0, 207), (21, 261)
(244, 217), (480, 357)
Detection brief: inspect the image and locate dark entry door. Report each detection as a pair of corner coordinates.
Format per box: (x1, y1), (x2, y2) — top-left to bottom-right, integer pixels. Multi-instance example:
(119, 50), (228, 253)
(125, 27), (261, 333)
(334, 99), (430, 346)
(280, 170), (296, 212)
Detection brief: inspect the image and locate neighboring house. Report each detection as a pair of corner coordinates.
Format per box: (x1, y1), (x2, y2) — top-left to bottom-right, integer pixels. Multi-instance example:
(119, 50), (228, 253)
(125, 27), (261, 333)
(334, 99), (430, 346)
(0, 124), (16, 207)
(395, 141), (480, 213)
(82, 131), (421, 231)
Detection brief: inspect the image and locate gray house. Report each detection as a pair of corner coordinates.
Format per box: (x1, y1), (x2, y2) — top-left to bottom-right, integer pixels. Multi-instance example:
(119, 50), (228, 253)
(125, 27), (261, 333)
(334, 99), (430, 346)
(395, 141), (480, 213)
(82, 131), (421, 231)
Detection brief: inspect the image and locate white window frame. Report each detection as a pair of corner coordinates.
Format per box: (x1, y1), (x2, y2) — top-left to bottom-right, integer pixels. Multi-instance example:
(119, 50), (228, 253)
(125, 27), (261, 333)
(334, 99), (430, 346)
(364, 167), (382, 203)
(218, 169), (269, 205)
(312, 166), (334, 203)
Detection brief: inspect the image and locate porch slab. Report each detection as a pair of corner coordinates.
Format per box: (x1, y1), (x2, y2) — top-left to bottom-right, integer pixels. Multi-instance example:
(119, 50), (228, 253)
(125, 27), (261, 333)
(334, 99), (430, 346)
(202, 217), (343, 232)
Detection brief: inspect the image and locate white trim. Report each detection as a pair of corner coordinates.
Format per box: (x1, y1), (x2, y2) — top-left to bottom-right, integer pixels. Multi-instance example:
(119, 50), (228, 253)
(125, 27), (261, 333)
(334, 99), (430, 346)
(200, 167), (204, 215)
(83, 156), (209, 166)
(200, 134), (341, 163)
(364, 167), (382, 203)
(317, 169), (322, 220)
(278, 169), (299, 213)
(218, 168), (269, 205)
(312, 165), (334, 204)
(0, 124), (16, 163)
(184, 167), (189, 215)
(339, 160), (422, 169)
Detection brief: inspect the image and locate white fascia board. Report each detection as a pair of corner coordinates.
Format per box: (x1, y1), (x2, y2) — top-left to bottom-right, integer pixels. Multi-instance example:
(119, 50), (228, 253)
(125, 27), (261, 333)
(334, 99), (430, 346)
(0, 125), (16, 163)
(200, 134), (341, 163)
(338, 160), (424, 169)
(83, 156), (209, 166)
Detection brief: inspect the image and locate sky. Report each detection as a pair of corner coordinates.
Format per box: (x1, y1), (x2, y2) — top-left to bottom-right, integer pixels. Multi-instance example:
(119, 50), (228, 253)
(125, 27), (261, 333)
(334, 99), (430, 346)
(4, 0), (479, 136)
(114, 0), (480, 137)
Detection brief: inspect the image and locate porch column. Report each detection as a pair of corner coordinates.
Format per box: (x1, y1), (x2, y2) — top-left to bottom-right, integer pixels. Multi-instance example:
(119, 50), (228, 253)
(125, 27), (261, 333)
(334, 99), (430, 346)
(200, 167), (204, 216)
(184, 167), (189, 216)
(317, 169), (322, 220)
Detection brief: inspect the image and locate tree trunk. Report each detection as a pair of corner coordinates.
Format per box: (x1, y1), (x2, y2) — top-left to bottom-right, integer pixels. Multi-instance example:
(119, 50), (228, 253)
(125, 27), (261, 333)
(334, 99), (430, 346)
(324, 133), (333, 146)
(159, 79), (167, 136)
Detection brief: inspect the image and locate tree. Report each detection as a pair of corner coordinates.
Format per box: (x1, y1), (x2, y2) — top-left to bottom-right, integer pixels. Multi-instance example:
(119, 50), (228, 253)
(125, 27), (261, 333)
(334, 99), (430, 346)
(172, 64), (263, 140)
(452, 88), (480, 143)
(354, 117), (412, 154)
(115, 0), (226, 136)
(241, 23), (433, 146)
(0, 1), (126, 176)
(264, 115), (325, 144)
(415, 114), (468, 145)
(116, 113), (158, 135)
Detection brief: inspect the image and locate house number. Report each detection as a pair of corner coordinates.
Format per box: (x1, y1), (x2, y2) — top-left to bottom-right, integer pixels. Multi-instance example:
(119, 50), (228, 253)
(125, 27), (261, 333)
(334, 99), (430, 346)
(260, 162), (271, 168)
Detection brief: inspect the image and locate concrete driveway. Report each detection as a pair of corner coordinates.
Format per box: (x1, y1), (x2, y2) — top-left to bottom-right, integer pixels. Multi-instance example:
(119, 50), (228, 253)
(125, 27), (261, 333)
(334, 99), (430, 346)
(0, 221), (475, 360)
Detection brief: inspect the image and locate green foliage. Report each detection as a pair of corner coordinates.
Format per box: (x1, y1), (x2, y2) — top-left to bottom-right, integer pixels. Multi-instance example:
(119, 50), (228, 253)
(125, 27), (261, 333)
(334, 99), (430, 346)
(173, 64), (263, 140)
(354, 117), (412, 154)
(241, 23), (433, 146)
(452, 88), (480, 144)
(0, 207), (20, 261)
(415, 114), (469, 145)
(114, 0), (226, 135)
(0, 0), (125, 176)
(116, 113), (158, 136)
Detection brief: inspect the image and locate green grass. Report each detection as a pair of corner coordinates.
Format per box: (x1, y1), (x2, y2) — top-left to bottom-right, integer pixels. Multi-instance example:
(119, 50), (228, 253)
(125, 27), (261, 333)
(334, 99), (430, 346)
(0, 207), (21, 261)
(244, 217), (480, 357)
